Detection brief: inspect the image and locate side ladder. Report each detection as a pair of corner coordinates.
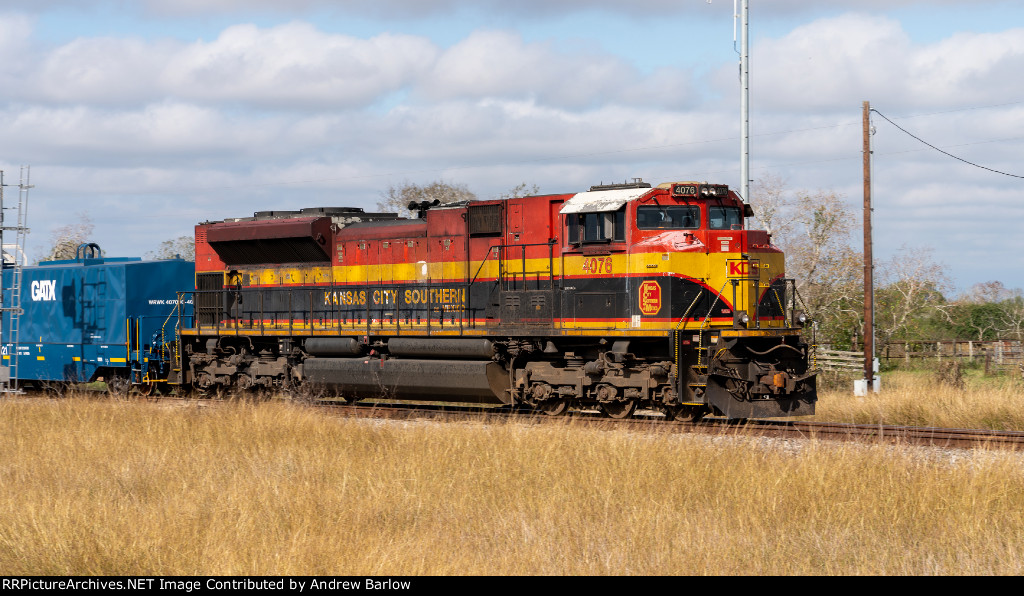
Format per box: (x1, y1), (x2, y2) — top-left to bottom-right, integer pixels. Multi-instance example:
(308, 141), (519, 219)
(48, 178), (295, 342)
(0, 167), (31, 394)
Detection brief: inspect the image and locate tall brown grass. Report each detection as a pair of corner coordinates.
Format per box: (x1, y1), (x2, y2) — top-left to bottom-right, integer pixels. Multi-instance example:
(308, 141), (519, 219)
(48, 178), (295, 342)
(1, 396), (1023, 575)
(814, 369), (1024, 430)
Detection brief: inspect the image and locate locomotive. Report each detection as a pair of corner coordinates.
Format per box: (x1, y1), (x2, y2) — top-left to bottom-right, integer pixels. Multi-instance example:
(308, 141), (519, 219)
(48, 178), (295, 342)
(171, 179), (817, 420)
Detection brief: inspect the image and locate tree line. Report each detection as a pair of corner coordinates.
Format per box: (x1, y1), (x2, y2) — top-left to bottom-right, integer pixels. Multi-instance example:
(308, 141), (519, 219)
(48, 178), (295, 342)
(750, 174), (1023, 348)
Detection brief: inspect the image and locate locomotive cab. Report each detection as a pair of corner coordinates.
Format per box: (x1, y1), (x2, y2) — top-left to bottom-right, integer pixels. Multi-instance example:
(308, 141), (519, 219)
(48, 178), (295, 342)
(557, 181), (816, 418)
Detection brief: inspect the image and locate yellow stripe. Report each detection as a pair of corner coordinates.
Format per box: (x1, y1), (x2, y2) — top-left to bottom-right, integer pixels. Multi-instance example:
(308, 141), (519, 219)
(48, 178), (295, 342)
(36, 356), (44, 361)
(109, 358), (127, 363)
(229, 250), (784, 288)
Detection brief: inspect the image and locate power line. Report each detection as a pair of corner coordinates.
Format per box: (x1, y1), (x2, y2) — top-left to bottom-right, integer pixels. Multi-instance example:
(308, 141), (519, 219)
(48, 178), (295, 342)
(872, 108), (1024, 179)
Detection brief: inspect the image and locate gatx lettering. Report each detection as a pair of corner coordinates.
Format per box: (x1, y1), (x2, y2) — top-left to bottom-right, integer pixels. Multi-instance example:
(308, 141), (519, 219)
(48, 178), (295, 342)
(30, 280), (57, 301)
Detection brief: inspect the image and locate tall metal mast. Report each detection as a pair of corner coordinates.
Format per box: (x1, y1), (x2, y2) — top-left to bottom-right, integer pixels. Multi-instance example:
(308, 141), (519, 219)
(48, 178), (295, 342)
(0, 166), (31, 394)
(739, 0), (750, 203)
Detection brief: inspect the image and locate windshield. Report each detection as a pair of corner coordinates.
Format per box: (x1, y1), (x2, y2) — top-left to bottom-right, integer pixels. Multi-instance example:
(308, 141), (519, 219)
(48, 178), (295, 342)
(636, 205), (700, 230)
(709, 206), (742, 230)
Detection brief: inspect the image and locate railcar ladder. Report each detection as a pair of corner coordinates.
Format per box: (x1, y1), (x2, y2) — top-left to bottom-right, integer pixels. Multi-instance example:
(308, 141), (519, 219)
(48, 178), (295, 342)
(0, 167), (31, 394)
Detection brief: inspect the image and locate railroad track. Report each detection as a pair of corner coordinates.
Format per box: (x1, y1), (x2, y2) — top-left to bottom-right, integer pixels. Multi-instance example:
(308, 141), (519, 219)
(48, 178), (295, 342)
(310, 399), (1024, 451)
(11, 390), (1024, 450)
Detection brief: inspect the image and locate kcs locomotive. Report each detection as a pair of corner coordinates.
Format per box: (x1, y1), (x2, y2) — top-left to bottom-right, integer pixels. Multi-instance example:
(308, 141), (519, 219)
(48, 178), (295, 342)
(170, 180), (816, 420)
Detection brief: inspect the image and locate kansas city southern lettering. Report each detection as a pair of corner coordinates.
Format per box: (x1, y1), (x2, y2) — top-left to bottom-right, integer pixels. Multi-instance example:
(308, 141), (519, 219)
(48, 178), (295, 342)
(325, 290), (367, 306)
(404, 288), (466, 307)
(323, 288), (467, 308)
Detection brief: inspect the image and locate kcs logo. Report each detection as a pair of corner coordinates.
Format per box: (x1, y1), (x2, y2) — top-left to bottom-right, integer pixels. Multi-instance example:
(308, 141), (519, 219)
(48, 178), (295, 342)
(726, 260), (760, 277)
(30, 280), (57, 301)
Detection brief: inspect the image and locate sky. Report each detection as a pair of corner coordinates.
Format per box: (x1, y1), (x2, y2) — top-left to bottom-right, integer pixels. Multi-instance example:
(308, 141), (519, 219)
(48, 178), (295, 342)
(1, 0), (1022, 293)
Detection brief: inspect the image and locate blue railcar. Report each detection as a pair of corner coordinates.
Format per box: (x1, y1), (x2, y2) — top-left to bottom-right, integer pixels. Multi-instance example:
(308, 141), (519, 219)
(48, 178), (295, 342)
(1, 245), (195, 391)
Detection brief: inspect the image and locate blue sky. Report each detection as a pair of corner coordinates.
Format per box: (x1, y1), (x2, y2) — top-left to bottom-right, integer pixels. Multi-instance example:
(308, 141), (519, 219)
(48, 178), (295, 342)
(1, 0), (1023, 293)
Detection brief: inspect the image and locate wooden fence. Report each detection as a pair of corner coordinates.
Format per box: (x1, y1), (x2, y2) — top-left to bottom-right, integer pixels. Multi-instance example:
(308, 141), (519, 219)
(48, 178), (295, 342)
(814, 340), (1024, 373)
(813, 348), (863, 372)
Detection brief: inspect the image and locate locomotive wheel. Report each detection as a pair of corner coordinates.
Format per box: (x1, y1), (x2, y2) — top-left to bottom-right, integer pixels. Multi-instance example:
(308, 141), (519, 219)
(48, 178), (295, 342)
(539, 397), (569, 416)
(601, 399), (636, 419)
(663, 405), (705, 423)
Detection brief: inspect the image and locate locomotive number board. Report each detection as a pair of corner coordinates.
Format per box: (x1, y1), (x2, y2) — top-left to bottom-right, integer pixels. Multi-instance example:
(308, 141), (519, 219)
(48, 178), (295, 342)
(673, 184), (729, 198)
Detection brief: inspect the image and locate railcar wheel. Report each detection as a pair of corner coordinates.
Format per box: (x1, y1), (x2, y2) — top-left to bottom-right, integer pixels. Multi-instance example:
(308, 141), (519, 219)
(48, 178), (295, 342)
(137, 382), (159, 399)
(539, 398), (569, 416)
(106, 376), (131, 397)
(601, 399), (636, 419)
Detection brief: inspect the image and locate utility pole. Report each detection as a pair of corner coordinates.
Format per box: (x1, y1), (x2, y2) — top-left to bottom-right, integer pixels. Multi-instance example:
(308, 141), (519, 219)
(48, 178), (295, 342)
(862, 102), (875, 388)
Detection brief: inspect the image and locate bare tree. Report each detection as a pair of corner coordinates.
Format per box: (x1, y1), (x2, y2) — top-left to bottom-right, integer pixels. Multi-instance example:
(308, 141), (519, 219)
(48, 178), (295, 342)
(875, 246), (951, 344)
(496, 182), (540, 200)
(146, 236), (195, 261)
(759, 183), (864, 344)
(40, 212), (95, 262)
(997, 289), (1024, 340)
(965, 280), (1014, 304)
(748, 173), (795, 239)
(377, 180), (477, 215)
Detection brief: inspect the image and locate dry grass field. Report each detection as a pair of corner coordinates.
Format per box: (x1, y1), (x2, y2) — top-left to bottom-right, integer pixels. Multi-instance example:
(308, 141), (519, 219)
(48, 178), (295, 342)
(1, 373), (1023, 576)
(814, 368), (1024, 430)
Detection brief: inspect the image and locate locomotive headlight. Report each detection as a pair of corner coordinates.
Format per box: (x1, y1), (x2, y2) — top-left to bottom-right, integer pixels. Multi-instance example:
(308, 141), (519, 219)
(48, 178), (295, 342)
(734, 310), (750, 328)
(795, 310), (809, 327)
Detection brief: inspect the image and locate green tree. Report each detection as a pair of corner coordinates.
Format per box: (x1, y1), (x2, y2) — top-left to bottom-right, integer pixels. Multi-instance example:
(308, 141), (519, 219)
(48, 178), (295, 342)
(938, 281), (1021, 341)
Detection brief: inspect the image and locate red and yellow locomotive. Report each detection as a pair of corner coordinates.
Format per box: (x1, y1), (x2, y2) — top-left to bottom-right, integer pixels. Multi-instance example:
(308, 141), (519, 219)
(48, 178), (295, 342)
(176, 180), (816, 419)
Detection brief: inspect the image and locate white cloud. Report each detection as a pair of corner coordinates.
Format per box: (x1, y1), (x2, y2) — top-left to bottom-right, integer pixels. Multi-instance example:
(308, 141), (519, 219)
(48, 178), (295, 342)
(6, 20), (696, 111)
(163, 23), (438, 109)
(89, 0), (1021, 19)
(420, 31), (697, 110)
(751, 14), (1024, 111)
(908, 29), (1024, 105)
(34, 36), (173, 105)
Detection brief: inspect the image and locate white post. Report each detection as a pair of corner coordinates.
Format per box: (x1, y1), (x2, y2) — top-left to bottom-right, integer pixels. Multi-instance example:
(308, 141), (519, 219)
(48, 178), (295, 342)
(740, 0), (749, 203)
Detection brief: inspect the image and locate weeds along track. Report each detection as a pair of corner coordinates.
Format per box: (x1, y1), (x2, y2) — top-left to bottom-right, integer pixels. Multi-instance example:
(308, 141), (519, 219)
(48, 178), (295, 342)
(13, 389), (1024, 451)
(325, 401), (1024, 450)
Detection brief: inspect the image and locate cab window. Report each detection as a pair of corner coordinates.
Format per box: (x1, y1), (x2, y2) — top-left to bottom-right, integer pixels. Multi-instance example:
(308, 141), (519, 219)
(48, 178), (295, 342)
(636, 205), (700, 230)
(709, 206), (742, 230)
(567, 209), (626, 244)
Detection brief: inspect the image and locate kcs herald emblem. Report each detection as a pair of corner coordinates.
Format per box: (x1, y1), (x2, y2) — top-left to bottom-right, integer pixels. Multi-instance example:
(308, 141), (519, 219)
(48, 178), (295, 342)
(638, 280), (662, 315)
